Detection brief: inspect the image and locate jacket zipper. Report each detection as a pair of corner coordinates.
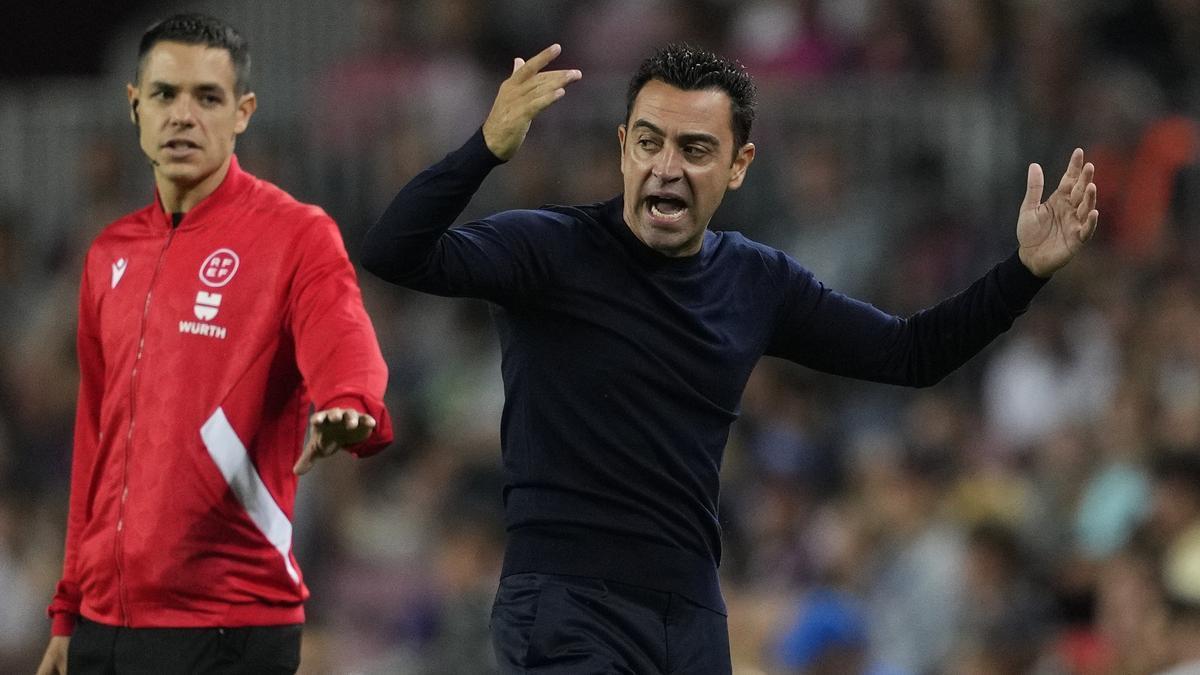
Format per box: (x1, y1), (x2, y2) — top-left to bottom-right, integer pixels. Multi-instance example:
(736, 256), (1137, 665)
(116, 224), (177, 626)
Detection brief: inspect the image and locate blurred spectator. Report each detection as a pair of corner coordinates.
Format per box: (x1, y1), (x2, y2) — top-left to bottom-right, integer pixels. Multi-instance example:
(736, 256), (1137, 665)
(1161, 523), (1200, 673)
(770, 133), (892, 297)
(858, 445), (966, 674)
(727, 0), (847, 81)
(949, 521), (1054, 674)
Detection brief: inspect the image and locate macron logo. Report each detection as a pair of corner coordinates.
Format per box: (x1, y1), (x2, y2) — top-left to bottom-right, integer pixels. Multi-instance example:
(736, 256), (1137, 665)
(111, 258), (127, 288)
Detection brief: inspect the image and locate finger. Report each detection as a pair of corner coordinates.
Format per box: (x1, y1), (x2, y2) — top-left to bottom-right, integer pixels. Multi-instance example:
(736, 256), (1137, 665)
(1069, 162), (1094, 206)
(512, 57), (524, 76)
(362, 413), (376, 428)
(1023, 163), (1044, 211)
(1057, 148), (1084, 194)
(294, 438), (317, 475)
(327, 409), (344, 424)
(514, 43), (562, 82)
(310, 410), (327, 427)
(525, 88), (568, 114)
(525, 69), (583, 95)
(1076, 182), (1097, 221)
(343, 409), (360, 430)
(1080, 209), (1099, 242)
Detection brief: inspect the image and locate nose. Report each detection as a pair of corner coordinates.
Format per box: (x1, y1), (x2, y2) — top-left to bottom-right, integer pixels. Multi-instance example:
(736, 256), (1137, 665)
(651, 146), (682, 182)
(167, 94), (197, 127)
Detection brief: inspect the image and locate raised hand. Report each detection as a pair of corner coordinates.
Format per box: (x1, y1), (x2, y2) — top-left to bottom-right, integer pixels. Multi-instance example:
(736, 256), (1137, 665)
(1017, 148), (1099, 278)
(482, 43), (582, 161)
(293, 407), (376, 475)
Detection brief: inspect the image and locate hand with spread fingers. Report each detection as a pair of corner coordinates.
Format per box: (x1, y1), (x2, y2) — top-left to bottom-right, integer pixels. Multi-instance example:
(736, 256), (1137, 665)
(1017, 148), (1100, 278)
(293, 407), (377, 475)
(482, 43), (583, 161)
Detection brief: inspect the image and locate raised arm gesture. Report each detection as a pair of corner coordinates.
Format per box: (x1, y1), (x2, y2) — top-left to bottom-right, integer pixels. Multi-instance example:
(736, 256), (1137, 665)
(1017, 148), (1099, 277)
(481, 43), (582, 161)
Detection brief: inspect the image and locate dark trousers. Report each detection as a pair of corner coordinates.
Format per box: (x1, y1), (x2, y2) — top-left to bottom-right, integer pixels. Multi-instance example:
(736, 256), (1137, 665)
(490, 572), (731, 674)
(67, 616), (302, 675)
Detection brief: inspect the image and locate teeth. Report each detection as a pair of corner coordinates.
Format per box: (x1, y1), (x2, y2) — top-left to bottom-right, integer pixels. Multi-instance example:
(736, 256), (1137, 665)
(650, 202), (686, 220)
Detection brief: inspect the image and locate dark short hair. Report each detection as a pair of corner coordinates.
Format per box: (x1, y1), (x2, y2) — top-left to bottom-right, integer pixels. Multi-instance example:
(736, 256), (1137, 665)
(625, 44), (757, 152)
(136, 13), (251, 95)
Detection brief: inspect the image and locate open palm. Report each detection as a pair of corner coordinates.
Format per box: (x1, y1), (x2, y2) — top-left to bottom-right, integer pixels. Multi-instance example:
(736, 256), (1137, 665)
(1017, 148), (1099, 278)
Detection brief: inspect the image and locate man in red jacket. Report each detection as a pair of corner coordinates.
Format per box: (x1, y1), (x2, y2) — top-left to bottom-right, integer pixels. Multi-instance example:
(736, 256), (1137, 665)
(35, 13), (393, 675)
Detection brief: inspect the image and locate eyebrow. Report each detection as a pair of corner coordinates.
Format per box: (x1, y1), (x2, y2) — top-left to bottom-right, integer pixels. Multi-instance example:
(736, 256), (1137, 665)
(631, 119), (721, 148)
(149, 81), (228, 95)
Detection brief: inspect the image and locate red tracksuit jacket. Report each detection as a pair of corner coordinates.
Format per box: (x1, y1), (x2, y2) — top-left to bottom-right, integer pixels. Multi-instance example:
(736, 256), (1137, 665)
(48, 156), (393, 634)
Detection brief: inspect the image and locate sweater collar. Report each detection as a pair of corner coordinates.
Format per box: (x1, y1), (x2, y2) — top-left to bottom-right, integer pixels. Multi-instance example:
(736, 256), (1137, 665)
(598, 194), (714, 272)
(149, 154), (254, 231)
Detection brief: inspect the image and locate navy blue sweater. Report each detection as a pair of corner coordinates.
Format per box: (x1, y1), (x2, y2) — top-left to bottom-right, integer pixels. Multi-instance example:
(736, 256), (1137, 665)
(361, 129), (1046, 612)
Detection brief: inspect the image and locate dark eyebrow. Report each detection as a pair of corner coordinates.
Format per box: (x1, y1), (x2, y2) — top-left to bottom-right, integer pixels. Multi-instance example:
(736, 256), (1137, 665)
(147, 81), (227, 96)
(630, 119), (720, 148)
(678, 132), (720, 148)
(194, 84), (226, 96)
(631, 119), (665, 136)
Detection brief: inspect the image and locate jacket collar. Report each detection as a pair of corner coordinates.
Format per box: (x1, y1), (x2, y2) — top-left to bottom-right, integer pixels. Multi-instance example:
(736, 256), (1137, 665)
(149, 155), (254, 231)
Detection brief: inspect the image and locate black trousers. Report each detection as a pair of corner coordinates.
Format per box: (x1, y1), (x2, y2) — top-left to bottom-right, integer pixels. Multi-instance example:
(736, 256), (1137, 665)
(67, 616), (302, 675)
(490, 572), (731, 674)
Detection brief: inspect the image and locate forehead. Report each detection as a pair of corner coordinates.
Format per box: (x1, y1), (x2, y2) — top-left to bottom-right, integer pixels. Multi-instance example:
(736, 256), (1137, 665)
(628, 79), (734, 142)
(140, 41), (236, 89)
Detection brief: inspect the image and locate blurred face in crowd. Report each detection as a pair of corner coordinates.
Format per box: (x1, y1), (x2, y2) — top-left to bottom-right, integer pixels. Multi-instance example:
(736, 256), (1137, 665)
(127, 41), (256, 207)
(619, 80), (755, 257)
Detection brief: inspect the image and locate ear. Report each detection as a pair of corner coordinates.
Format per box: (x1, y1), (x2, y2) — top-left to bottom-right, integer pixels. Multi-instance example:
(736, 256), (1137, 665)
(233, 92), (257, 135)
(126, 83), (139, 125)
(617, 124), (627, 173)
(727, 142), (755, 190)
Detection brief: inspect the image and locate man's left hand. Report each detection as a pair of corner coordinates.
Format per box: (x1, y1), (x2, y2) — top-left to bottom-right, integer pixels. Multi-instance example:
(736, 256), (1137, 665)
(1017, 148), (1099, 278)
(294, 408), (376, 475)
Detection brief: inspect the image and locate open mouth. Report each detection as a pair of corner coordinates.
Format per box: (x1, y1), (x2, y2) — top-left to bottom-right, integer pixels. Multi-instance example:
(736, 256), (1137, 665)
(646, 196), (688, 223)
(164, 140), (201, 151)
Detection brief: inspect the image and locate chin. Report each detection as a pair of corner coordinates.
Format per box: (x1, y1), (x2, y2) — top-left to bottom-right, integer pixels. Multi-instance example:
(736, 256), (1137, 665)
(161, 163), (210, 182)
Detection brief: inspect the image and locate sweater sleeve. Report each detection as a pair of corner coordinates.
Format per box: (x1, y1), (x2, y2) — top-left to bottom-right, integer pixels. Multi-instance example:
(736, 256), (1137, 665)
(48, 258), (104, 636)
(766, 251), (1047, 387)
(360, 129), (556, 303)
(288, 213), (393, 457)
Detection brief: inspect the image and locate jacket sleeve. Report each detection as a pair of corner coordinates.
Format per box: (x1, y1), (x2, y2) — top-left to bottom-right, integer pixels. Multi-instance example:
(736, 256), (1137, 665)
(287, 213), (393, 457)
(765, 251), (1047, 387)
(360, 129), (555, 302)
(48, 258), (104, 636)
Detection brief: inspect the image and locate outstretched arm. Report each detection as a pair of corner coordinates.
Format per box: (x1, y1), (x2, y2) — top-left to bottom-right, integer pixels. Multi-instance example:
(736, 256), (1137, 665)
(1018, 148), (1099, 277)
(360, 45), (581, 297)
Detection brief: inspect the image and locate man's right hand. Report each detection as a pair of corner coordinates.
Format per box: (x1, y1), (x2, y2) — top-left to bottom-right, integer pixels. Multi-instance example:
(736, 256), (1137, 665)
(35, 636), (69, 675)
(481, 43), (582, 161)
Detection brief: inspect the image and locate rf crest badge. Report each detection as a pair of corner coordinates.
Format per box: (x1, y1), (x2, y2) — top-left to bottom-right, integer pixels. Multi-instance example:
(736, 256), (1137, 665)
(200, 248), (240, 288)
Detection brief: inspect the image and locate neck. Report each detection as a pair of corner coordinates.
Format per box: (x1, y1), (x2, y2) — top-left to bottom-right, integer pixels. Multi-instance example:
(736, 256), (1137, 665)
(155, 155), (233, 214)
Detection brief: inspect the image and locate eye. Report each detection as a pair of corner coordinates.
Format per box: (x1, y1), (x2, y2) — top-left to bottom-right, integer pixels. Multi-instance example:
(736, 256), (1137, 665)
(150, 90), (172, 100)
(636, 138), (659, 151)
(201, 94), (223, 106)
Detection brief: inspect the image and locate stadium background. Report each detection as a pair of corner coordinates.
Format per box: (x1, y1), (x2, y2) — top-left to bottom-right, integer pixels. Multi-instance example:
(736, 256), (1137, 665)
(2, 0), (1200, 672)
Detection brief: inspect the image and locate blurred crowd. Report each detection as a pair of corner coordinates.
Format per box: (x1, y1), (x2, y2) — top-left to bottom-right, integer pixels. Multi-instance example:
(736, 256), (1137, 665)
(3, 0), (1200, 673)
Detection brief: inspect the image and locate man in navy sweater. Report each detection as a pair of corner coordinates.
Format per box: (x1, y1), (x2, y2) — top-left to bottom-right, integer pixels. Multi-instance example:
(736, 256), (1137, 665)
(361, 43), (1098, 674)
